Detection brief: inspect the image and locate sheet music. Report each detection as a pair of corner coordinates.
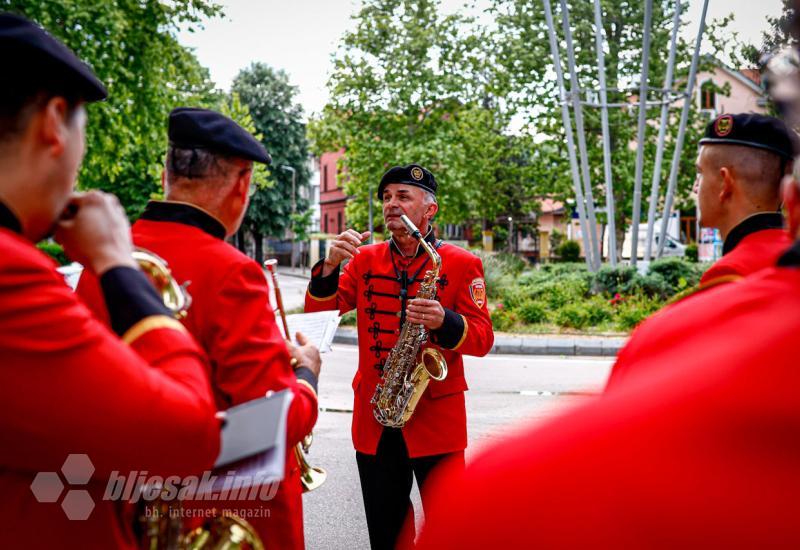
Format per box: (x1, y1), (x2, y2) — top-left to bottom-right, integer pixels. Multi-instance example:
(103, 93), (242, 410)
(278, 310), (342, 353)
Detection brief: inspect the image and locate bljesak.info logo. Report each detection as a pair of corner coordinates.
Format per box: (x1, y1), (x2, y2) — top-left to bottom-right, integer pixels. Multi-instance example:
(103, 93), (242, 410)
(30, 454), (280, 520)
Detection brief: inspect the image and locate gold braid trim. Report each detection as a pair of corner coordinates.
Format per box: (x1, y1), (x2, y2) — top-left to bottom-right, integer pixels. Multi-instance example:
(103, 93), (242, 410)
(123, 315), (187, 345)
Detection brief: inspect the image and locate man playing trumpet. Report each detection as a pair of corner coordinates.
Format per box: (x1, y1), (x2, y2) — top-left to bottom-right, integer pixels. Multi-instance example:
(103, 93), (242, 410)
(77, 108), (321, 549)
(305, 164), (493, 549)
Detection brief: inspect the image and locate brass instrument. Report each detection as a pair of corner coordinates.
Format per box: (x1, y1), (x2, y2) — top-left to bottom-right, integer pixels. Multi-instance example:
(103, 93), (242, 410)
(140, 493), (263, 550)
(264, 259), (327, 493)
(133, 247), (192, 318)
(133, 251), (262, 549)
(371, 215), (447, 428)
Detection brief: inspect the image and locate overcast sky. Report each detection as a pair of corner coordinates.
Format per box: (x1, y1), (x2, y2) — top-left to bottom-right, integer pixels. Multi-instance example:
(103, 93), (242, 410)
(176, 0), (784, 119)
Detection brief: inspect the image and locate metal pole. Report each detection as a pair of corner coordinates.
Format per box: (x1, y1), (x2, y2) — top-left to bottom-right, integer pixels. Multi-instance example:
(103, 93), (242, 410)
(644, 0), (682, 261)
(560, 0), (601, 270)
(368, 185), (374, 244)
(630, 0), (653, 267)
(657, 0), (709, 257)
(592, 0), (616, 267)
(280, 164), (298, 268)
(542, 0), (594, 270)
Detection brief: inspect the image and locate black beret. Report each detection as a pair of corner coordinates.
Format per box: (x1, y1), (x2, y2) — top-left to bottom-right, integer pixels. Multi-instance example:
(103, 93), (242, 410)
(378, 164), (437, 199)
(699, 113), (798, 160)
(0, 13), (107, 102)
(168, 107), (271, 165)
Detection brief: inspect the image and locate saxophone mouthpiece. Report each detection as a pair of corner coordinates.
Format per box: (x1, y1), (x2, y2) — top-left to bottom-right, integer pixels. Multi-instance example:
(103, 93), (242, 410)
(400, 214), (422, 239)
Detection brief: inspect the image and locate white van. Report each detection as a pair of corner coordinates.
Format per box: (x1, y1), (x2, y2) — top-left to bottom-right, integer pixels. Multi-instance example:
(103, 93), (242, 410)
(620, 224), (686, 260)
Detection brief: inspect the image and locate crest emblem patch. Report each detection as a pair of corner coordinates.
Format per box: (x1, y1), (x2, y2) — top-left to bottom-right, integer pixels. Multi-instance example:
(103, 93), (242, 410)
(469, 278), (486, 308)
(410, 166), (424, 181)
(714, 115), (733, 137)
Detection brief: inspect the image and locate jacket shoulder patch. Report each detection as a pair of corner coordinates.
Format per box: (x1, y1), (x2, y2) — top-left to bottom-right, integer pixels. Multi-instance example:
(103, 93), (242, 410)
(469, 278), (486, 308)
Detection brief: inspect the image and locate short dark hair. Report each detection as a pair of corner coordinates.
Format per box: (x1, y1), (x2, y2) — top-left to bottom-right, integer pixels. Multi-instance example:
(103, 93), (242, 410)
(165, 146), (244, 180)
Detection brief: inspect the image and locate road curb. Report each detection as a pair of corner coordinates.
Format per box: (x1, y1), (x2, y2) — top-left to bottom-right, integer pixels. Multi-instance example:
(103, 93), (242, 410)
(333, 327), (626, 357)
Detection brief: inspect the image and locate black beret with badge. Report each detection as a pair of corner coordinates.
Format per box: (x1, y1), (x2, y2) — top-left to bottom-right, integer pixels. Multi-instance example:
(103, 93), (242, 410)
(168, 107), (272, 165)
(378, 164), (437, 199)
(699, 113), (798, 160)
(0, 12), (107, 102)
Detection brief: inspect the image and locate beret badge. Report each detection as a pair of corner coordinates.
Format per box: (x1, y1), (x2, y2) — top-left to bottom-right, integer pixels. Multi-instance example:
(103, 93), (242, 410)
(714, 115), (733, 137)
(410, 166), (424, 181)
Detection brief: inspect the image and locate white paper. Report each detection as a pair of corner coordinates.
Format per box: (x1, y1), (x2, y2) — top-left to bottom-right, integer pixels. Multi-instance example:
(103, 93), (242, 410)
(278, 310), (342, 353)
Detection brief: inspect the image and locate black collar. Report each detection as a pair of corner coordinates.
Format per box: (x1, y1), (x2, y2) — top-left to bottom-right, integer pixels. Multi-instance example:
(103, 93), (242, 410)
(140, 201), (226, 240)
(0, 201), (22, 235)
(723, 212), (784, 256)
(777, 239), (800, 268)
(389, 226), (438, 258)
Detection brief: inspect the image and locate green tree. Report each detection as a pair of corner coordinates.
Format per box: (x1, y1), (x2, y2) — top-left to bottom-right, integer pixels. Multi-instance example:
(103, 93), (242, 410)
(308, 0), (532, 233)
(490, 0), (737, 256)
(220, 93), (273, 263)
(3, 0), (223, 217)
(231, 62), (311, 259)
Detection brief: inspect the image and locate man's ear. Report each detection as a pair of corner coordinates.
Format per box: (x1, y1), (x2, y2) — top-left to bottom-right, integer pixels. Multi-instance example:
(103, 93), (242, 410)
(236, 168), (252, 201)
(426, 200), (439, 222)
(719, 166), (735, 202)
(39, 97), (71, 156)
(783, 176), (800, 238)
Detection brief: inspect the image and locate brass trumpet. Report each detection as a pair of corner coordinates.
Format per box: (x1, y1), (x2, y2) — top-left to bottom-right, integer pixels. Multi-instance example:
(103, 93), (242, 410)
(264, 259), (327, 493)
(133, 247), (191, 319)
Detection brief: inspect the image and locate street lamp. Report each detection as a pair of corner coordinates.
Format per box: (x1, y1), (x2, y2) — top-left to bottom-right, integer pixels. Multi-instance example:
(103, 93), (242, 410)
(280, 165), (297, 268)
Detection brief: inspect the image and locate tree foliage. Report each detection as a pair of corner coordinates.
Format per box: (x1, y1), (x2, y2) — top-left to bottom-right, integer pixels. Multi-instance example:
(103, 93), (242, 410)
(231, 62), (311, 240)
(308, 0), (535, 232)
(2, 0), (224, 217)
(490, 0), (738, 252)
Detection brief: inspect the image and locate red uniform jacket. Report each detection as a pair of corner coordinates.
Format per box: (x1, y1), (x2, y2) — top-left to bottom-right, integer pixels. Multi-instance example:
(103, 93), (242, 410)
(77, 201), (318, 550)
(608, 212), (791, 390)
(0, 207), (219, 549)
(416, 242), (800, 549)
(305, 231), (493, 457)
(699, 212), (790, 287)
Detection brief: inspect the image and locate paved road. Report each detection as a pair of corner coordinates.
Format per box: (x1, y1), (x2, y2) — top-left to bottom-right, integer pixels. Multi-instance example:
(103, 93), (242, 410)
(270, 269), (310, 312)
(301, 345), (612, 550)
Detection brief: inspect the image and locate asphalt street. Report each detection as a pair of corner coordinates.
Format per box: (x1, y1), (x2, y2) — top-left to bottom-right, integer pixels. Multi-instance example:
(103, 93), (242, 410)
(301, 344), (613, 550)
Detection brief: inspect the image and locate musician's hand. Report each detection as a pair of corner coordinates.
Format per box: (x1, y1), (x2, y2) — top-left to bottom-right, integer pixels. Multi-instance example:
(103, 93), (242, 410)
(287, 332), (322, 379)
(54, 191), (137, 275)
(322, 229), (371, 276)
(406, 298), (445, 330)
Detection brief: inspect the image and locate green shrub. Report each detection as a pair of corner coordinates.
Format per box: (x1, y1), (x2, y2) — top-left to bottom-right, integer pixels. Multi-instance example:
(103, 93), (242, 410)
(490, 307), (518, 332)
(472, 250), (524, 299)
(591, 265), (638, 296)
(614, 294), (662, 330)
(37, 241), (69, 266)
(685, 243), (698, 262)
(556, 240), (581, 262)
(340, 309), (357, 326)
(648, 257), (701, 291)
(554, 303), (593, 329)
(630, 272), (671, 299)
(517, 300), (548, 324)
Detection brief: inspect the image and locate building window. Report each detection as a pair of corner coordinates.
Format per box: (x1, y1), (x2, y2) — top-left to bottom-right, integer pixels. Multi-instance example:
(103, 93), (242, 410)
(324, 215), (328, 233)
(337, 212), (343, 233)
(700, 80), (716, 111)
(323, 164), (329, 192)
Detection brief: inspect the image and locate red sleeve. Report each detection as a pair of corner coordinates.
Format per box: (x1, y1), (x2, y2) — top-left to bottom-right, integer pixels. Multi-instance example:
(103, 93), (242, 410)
(0, 254), (219, 478)
(304, 257), (359, 314)
(204, 260), (318, 447)
(74, 266), (110, 325)
(430, 253), (494, 356)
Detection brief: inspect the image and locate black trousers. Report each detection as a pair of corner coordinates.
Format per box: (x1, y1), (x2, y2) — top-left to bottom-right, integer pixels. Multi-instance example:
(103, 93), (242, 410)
(356, 428), (464, 550)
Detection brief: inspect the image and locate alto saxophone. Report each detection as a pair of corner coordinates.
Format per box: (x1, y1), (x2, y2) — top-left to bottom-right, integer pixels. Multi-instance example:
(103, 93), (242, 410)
(371, 215), (448, 428)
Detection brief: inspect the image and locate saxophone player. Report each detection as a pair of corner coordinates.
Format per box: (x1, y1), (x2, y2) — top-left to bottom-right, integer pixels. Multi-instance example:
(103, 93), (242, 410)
(0, 14), (220, 547)
(76, 108), (321, 550)
(305, 164), (494, 550)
